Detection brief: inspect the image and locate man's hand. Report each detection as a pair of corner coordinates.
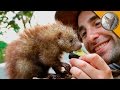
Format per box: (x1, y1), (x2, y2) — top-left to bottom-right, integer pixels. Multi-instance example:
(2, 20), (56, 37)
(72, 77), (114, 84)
(70, 53), (113, 79)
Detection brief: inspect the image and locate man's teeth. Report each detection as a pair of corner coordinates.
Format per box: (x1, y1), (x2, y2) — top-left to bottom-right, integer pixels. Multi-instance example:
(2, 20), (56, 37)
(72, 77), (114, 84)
(95, 42), (108, 51)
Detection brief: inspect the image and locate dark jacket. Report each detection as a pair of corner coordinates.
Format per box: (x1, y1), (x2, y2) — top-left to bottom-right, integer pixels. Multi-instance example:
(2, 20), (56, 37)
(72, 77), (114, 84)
(109, 63), (120, 79)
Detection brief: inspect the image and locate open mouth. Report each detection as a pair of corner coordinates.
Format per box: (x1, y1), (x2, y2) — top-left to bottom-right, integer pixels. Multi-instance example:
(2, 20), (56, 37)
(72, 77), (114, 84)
(94, 40), (110, 54)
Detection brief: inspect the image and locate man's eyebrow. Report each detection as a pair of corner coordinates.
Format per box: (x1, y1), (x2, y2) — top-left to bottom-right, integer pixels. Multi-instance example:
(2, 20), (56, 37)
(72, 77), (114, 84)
(78, 15), (99, 30)
(88, 15), (99, 23)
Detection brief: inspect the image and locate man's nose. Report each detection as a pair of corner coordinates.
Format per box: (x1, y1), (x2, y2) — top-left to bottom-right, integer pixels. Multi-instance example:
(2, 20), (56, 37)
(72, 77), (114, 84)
(87, 31), (99, 43)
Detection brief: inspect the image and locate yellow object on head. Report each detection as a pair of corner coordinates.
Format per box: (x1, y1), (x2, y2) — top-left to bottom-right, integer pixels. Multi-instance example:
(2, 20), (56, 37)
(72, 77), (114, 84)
(94, 11), (120, 38)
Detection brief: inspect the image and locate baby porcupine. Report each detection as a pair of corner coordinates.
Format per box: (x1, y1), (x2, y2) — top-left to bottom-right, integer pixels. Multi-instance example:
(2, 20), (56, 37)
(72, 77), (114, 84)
(5, 22), (81, 79)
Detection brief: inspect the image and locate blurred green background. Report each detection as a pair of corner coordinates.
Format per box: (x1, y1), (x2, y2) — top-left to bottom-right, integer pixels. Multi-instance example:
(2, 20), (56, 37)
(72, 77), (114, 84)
(0, 11), (34, 63)
(0, 41), (7, 63)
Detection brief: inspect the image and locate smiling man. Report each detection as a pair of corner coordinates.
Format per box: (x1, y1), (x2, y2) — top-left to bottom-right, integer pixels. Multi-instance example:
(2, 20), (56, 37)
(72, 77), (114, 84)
(55, 11), (120, 79)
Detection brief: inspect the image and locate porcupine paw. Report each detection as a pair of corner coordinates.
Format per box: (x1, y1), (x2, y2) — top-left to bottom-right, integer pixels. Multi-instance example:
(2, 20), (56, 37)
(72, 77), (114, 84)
(59, 62), (72, 79)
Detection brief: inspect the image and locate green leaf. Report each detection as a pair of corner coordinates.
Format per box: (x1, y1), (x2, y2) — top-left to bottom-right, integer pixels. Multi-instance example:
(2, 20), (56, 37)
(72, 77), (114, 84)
(0, 41), (7, 62)
(0, 32), (3, 35)
(0, 41), (7, 49)
(8, 20), (15, 25)
(23, 11), (34, 18)
(14, 29), (19, 33)
(13, 24), (20, 33)
(14, 14), (22, 20)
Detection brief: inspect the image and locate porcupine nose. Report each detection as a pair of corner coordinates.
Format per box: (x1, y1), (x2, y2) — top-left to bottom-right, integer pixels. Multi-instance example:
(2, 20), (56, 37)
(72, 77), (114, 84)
(74, 41), (82, 51)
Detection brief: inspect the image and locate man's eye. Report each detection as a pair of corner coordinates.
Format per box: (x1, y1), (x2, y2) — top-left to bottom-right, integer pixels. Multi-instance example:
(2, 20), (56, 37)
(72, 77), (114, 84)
(95, 20), (101, 28)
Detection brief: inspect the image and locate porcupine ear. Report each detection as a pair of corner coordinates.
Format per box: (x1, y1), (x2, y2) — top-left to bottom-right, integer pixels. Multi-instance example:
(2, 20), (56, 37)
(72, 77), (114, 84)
(57, 32), (63, 46)
(57, 32), (62, 39)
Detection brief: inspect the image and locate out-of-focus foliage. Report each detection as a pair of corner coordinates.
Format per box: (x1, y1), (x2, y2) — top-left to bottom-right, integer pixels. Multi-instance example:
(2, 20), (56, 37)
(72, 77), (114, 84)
(0, 11), (34, 34)
(0, 11), (34, 63)
(0, 41), (7, 63)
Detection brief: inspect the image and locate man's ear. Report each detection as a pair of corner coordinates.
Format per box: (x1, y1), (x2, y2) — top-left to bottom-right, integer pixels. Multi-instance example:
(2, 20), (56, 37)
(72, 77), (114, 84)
(57, 32), (62, 39)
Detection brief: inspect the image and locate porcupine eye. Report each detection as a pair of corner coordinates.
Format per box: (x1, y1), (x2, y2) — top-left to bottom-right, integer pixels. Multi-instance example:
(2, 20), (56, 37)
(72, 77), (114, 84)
(69, 39), (73, 43)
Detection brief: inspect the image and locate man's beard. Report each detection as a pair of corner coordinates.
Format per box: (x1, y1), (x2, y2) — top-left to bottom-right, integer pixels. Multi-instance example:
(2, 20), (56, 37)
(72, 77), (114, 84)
(108, 39), (120, 78)
(109, 39), (120, 65)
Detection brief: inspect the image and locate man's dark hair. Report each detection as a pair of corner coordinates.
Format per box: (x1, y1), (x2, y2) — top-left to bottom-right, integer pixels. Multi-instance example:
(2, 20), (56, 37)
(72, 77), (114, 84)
(55, 11), (81, 30)
(55, 11), (82, 41)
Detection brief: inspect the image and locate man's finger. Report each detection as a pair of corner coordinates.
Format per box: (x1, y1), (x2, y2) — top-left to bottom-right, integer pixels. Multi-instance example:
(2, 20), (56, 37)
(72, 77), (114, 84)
(80, 53), (110, 70)
(70, 66), (91, 79)
(70, 58), (100, 78)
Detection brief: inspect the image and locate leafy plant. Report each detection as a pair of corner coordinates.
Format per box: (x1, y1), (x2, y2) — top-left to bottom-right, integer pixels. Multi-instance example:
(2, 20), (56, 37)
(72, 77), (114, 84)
(0, 41), (7, 63)
(0, 11), (34, 34)
(0, 11), (35, 63)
